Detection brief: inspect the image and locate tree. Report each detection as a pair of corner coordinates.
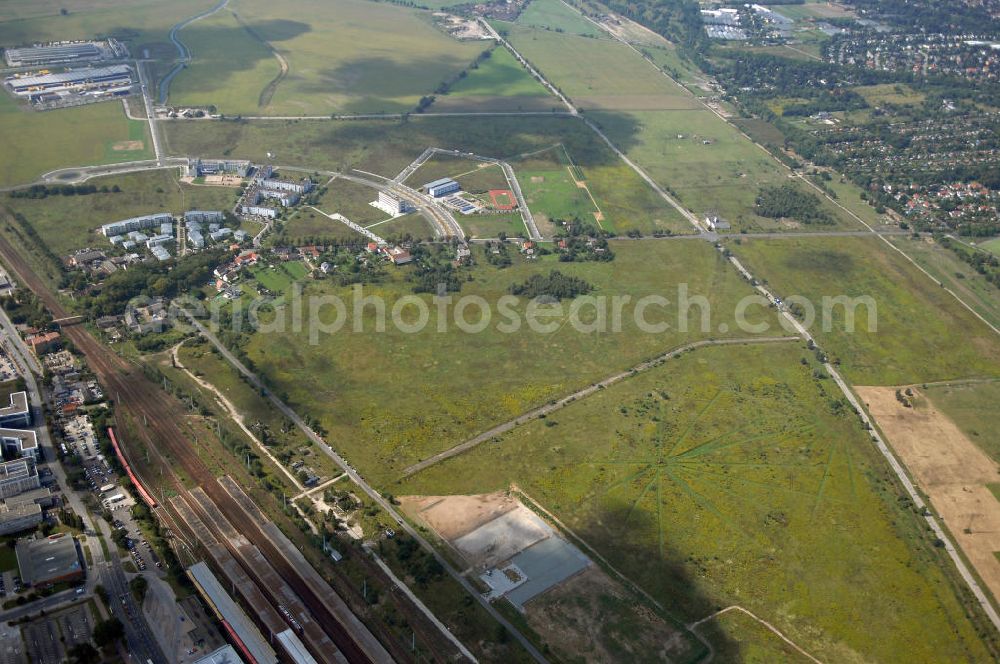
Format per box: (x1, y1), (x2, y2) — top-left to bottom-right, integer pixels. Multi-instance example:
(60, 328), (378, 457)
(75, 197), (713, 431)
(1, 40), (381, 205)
(129, 575), (149, 602)
(93, 617), (124, 648)
(68, 643), (99, 664)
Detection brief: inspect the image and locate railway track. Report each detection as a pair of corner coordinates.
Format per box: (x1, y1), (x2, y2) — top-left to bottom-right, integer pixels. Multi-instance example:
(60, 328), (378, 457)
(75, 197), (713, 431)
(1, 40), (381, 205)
(0, 236), (392, 664)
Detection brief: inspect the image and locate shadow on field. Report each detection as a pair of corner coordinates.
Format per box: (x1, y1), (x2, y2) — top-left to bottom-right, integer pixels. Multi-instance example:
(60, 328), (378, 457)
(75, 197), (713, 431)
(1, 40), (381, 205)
(568, 501), (741, 662)
(163, 18), (310, 96)
(302, 56), (479, 98)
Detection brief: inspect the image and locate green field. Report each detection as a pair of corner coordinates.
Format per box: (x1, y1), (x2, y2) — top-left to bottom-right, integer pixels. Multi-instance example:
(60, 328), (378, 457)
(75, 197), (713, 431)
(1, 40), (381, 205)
(514, 147), (602, 230)
(855, 84), (926, 107)
(249, 260), (308, 293)
(0, 94), (152, 188)
(170, 0), (484, 115)
(168, 8), (281, 112)
(979, 238), (1000, 257)
(3, 170), (235, 256)
(398, 342), (995, 663)
(923, 380), (1000, 465)
(431, 47), (556, 112)
(164, 115), (692, 234)
(506, 25), (701, 111)
(590, 109), (862, 230)
(236, 240), (778, 485)
(888, 236), (1000, 331)
(731, 237), (1000, 385)
(515, 0), (606, 38)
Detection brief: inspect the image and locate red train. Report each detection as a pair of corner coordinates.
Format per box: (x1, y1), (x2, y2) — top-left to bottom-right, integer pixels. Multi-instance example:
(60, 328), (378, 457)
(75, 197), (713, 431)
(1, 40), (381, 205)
(106, 427), (158, 509)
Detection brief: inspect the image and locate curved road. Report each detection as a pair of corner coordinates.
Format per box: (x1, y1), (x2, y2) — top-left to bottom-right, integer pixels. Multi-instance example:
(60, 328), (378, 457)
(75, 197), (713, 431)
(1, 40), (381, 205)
(159, 0), (230, 104)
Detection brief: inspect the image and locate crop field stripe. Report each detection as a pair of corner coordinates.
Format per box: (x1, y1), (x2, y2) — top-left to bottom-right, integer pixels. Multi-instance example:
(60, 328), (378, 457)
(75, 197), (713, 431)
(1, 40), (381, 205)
(676, 464), (819, 499)
(668, 417), (768, 459)
(664, 390), (724, 457)
(625, 475), (660, 527)
(811, 445), (838, 518)
(675, 424), (815, 461)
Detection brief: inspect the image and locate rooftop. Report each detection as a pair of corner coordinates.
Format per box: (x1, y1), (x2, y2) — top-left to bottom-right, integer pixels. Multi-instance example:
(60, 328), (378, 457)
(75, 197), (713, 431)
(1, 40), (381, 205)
(15, 535), (82, 585)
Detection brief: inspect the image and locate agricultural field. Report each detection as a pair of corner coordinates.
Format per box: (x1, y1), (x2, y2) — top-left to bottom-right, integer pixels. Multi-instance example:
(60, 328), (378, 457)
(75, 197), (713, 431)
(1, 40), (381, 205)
(505, 25), (702, 111)
(921, 380), (1000, 466)
(730, 237), (1000, 385)
(234, 240), (779, 486)
(888, 236), (1000, 331)
(589, 109), (862, 230)
(0, 94), (152, 188)
(3, 169), (236, 256)
(515, 0), (606, 38)
(431, 47), (557, 113)
(169, 0), (485, 115)
(398, 342), (996, 663)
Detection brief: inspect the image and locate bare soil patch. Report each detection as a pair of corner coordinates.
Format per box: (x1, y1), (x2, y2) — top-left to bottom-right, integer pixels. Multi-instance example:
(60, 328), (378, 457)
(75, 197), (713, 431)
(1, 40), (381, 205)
(399, 492), (518, 541)
(858, 386), (1000, 602)
(112, 140), (144, 151)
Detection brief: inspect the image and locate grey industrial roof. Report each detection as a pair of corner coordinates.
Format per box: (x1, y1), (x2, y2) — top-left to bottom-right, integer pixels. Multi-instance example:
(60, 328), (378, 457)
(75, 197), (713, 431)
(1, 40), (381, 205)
(15, 536), (82, 585)
(424, 177), (457, 189)
(192, 645), (243, 664)
(276, 629), (319, 664)
(8, 64), (131, 89)
(188, 562), (277, 664)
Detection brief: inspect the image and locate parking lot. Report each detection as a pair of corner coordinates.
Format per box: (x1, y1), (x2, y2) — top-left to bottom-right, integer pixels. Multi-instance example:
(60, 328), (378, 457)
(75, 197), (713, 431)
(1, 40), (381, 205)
(22, 614), (64, 664)
(0, 620), (25, 664)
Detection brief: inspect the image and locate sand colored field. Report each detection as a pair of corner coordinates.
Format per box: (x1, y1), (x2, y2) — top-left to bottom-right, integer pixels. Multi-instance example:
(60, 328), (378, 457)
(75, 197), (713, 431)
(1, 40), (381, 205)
(858, 386), (1000, 602)
(400, 492), (518, 541)
(112, 140), (144, 151)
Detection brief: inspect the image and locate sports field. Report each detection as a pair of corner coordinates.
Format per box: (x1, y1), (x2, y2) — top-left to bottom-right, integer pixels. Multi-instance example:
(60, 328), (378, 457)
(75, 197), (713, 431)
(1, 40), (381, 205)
(0, 94), (152, 188)
(514, 147), (603, 229)
(399, 343), (996, 663)
(3, 170), (237, 256)
(170, 0), (484, 115)
(514, 0), (606, 38)
(590, 110), (861, 230)
(431, 47), (556, 112)
(237, 240), (778, 485)
(505, 25), (702, 111)
(731, 237), (1000, 385)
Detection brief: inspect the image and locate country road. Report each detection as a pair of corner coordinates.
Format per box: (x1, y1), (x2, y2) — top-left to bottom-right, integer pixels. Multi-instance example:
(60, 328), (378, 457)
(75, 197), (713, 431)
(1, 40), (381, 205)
(402, 335), (799, 477)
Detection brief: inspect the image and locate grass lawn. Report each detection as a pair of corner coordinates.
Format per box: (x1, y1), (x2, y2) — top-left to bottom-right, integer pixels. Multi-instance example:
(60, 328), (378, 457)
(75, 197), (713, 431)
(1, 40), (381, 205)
(0, 93), (152, 188)
(731, 236), (1000, 384)
(314, 177), (386, 224)
(0, 544), (16, 572)
(456, 212), (529, 238)
(239, 240), (779, 485)
(398, 343), (996, 663)
(367, 212), (433, 240)
(888, 236), (1000, 331)
(170, 0), (484, 115)
(3, 170), (237, 256)
(506, 25), (701, 111)
(923, 380), (1000, 465)
(249, 260), (308, 293)
(431, 47), (556, 113)
(978, 238), (1000, 257)
(514, 148), (602, 229)
(514, 0), (606, 37)
(589, 109), (861, 231)
(281, 209), (365, 243)
(855, 84), (925, 107)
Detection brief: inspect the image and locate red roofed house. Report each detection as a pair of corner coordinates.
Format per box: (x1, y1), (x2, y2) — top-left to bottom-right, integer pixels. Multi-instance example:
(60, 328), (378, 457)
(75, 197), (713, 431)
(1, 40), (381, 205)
(26, 332), (60, 356)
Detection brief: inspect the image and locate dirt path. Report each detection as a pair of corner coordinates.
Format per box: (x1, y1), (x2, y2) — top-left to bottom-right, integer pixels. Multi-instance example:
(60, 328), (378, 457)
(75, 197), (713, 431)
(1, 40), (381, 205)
(401, 335), (798, 477)
(858, 386), (1000, 608)
(170, 341), (304, 492)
